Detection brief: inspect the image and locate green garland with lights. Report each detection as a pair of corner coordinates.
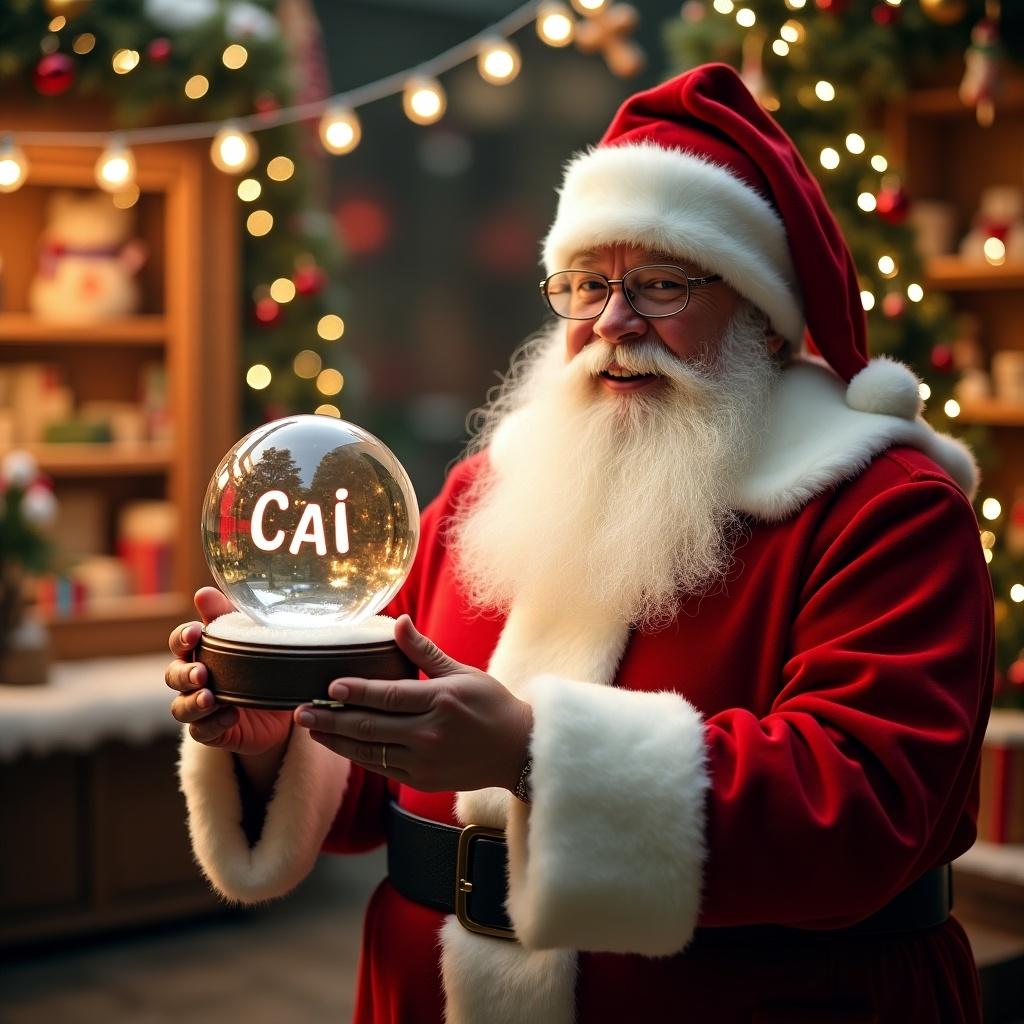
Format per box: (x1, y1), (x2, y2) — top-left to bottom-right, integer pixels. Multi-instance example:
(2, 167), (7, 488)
(666, 0), (1024, 705)
(0, 0), (346, 423)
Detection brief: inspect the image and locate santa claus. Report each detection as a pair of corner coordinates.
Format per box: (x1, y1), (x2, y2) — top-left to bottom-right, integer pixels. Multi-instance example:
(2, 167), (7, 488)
(167, 64), (992, 1023)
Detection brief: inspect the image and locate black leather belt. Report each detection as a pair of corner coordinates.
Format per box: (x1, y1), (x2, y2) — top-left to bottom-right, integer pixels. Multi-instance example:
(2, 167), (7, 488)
(385, 801), (952, 942)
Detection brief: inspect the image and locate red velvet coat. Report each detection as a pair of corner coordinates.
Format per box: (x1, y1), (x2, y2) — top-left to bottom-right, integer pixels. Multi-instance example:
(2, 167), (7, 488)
(324, 439), (993, 1024)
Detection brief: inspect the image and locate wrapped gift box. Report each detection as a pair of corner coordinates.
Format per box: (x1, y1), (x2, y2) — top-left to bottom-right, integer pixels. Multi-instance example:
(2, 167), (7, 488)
(978, 709), (1024, 844)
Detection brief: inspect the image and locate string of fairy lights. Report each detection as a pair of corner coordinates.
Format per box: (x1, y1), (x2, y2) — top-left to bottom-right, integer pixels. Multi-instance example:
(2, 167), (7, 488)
(0, 0), (588, 198)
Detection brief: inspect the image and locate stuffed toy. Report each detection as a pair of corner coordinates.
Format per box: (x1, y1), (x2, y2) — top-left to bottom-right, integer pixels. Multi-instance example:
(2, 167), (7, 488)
(959, 185), (1024, 264)
(29, 190), (146, 321)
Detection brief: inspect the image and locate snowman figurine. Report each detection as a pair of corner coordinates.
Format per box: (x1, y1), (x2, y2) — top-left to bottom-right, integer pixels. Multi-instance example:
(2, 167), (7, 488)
(29, 190), (147, 322)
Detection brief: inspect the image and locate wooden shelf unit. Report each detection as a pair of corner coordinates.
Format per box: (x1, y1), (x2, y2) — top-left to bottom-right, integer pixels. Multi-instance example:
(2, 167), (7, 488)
(888, 76), (1024, 942)
(0, 104), (239, 660)
(888, 73), (1024, 496)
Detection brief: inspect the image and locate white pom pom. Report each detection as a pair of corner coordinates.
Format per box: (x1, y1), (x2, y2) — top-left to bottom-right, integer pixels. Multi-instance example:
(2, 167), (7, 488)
(846, 357), (922, 420)
(2, 450), (38, 488)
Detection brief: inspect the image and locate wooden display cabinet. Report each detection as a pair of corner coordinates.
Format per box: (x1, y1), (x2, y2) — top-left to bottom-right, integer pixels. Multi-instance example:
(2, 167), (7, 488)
(0, 106), (239, 660)
(888, 75), (1024, 1015)
(886, 74), (1024, 492)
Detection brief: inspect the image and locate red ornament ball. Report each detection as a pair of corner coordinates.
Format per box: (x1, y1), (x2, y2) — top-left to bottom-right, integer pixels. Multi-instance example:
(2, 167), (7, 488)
(293, 264), (326, 297)
(872, 3), (900, 24)
(254, 93), (280, 117)
(876, 184), (911, 225)
(1007, 660), (1024, 688)
(147, 37), (172, 62)
(254, 297), (281, 325)
(881, 293), (905, 319)
(815, 0), (851, 13)
(930, 344), (955, 373)
(33, 53), (76, 96)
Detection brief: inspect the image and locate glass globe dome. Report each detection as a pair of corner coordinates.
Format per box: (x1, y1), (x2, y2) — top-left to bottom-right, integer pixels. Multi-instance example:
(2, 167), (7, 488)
(201, 415), (419, 628)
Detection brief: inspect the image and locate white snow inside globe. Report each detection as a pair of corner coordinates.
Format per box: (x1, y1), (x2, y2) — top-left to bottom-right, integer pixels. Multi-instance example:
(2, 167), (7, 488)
(201, 415), (419, 631)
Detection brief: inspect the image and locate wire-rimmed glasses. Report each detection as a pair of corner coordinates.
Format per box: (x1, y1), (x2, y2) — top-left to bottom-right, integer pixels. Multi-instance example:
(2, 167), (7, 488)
(539, 264), (722, 321)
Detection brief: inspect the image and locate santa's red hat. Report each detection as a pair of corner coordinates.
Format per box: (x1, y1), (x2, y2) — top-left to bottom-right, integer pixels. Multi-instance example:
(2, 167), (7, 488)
(543, 63), (868, 383)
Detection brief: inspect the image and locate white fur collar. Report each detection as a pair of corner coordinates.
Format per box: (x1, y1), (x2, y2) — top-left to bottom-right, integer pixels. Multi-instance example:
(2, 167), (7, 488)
(731, 356), (978, 522)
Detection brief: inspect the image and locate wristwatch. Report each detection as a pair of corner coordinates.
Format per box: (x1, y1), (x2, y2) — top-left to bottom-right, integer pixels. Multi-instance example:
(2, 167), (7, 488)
(513, 756), (533, 803)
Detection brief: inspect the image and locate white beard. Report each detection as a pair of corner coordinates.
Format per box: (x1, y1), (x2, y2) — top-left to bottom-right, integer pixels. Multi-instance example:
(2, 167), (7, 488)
(448, 302), (780, 629)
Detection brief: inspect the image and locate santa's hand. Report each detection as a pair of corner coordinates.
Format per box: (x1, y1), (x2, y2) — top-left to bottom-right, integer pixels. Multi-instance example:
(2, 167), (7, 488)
(166, 586), (292, 756)
(293, 614), (533, 793)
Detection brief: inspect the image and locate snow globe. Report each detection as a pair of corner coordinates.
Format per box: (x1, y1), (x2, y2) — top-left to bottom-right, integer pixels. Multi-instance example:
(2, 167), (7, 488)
(196, 414), (419, 708)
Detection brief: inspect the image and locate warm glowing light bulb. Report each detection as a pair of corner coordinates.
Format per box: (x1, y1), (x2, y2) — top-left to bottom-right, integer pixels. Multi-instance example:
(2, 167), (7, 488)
(113, 185), (140, 209)
(315, 404), (341, 418)
(211, 124), (258, 174)
(918, 382), (931, 401)
(845, 133), (865, 154)
(95, 140), (136, 193)
(237, 178), (262, 201)
(570, 0), (607, 11)
(319, 106), (362, 155)
(222, 43), (248, 69)
(317, 369), (344, 396)
(944, 399), (960, 418)
(878, 255), (897, 277)
(713, 0), (734, 12)
(112, 48), (140, 74)
(73, 32), (95, 54)
(981, 531), (996, 549)
(267, 156), (295, 181)
(857, 192), (877, 212)
(478, 38), (521, 85)
(984, 548), (993, 564)
(185, 74), (209, 99)
(819, 147), (840, 170)
(247, 209), (274, 236)
(1011, 584), (1024, 604)
(871, 154), (888, 172)
(318, 314), (345, 341)
(785, 0), (807, 8)
(537, 3), (575, 46)
(780, 20), (803, 42)
(907, 283), (924, 302)
(736, 7), (756, 26)
(983, 498), (1002, 521)
(984, 236), (1006, 266)
(815, 80), (835, 102)
(403, 77), (446, 125)
(0, 138), (29, 194)
(772, 39), (790, 56)
(860, 290), (876, 311)
(247, 364), (272, 390)
(270, 277), (296, 303)
(293, 350), (322, 379)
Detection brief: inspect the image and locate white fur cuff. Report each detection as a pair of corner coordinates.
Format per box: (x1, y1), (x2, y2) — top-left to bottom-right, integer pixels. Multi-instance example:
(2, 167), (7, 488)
(505, 675), (709, 954)
(178, 727), (349, 904)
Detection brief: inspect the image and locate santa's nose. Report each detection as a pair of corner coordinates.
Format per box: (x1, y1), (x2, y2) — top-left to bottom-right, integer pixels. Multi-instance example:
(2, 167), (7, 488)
(592, 286), (646, 345)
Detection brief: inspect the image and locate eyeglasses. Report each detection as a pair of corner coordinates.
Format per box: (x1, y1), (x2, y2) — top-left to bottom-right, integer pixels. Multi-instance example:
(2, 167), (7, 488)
(539, 264), (723, 321)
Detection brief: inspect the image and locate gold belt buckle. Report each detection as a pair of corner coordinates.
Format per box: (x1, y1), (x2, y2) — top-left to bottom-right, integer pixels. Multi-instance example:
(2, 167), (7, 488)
(455, 823), (516, 940)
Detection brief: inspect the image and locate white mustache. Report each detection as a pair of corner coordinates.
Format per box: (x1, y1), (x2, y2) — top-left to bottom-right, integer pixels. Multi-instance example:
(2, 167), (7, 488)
(569, 340), (715, 388)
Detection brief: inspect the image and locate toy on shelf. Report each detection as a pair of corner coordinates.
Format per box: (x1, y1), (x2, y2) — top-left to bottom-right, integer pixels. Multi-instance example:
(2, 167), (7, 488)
(28, 190), (147, 322)
(959, 185), (1024, 265)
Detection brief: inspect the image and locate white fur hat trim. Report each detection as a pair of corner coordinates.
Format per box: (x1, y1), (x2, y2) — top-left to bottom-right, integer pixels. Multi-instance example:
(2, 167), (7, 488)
(542, 142), (805, 344)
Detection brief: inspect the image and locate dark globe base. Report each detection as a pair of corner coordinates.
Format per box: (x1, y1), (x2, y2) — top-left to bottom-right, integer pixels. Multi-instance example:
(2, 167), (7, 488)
(196, 632), (417, 710)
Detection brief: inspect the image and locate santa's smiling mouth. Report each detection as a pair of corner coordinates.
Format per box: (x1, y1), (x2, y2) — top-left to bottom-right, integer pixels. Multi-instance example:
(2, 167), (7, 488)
(598, 365), (659, 389)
